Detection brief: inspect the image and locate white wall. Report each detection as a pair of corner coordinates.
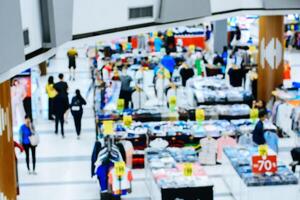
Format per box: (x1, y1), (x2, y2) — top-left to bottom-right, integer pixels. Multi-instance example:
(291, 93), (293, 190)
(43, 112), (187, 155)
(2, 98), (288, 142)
(19, 0), (43, 54)
(210, 0), (263, 13)
(72, 0), (160, 35)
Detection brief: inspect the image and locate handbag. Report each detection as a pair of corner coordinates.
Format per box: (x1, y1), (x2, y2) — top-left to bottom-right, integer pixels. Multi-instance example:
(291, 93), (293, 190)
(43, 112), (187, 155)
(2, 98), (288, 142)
(29, 133), (40, 146)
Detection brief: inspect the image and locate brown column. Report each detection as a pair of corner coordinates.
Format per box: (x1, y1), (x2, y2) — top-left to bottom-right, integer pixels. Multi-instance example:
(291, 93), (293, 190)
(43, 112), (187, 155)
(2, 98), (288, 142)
(258, 16), (284, 102)
(0, 80), (16, 200)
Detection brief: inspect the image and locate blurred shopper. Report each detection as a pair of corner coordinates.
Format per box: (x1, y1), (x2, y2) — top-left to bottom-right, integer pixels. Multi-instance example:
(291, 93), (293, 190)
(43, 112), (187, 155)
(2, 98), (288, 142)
(45, 76), (57, 120)
(154, 33), (163, 52)
(161, 51), (176, 76)
(120, 67), (133, 109)
(179, 62), (194, 87)
(252, 109), (268, 145)
(53, 92), (69, 138)
(70, 90), (86, 139)
(19, 115), (37, 175)
(67, 47), (78, 81)
(54, 73), (70, 123)
(205, 25), (212, 41)
(54, 73), (69, 95)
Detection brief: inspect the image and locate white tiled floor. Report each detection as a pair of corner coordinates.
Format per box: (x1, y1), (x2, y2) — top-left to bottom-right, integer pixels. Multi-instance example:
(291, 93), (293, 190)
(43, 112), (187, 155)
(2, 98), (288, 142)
(16, 45), (300, 200)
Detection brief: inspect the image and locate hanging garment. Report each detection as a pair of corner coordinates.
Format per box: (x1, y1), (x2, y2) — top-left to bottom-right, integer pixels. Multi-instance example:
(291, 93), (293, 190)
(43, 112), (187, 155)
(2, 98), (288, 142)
(199, 137), (217, 165)
(91, 141), (102, 177)
(108, 167), (133, 195)
(120, 140), (134, 169)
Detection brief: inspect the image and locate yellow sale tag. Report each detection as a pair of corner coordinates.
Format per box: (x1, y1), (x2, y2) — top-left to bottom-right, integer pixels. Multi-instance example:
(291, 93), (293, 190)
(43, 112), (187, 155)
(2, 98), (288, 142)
(115, 161), (126, 177)
(103, 120), (114, 135)
(169, 96), (177, 106)
(123, 115), (133, 127)
(183, 163), (193, 177)
(117, 99), (125, 111)
(169, 96), (177, 112)
(258, 145), (268, 156)
(249, 46), (256, 53)
(196, 109), (205, 122)
(250, 109), (259, 120)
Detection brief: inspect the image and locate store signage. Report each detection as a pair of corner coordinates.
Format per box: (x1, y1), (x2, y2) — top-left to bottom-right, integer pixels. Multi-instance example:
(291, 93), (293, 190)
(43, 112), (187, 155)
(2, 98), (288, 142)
(183, 163), (193, 177)
(103, 120), (114, 135)
(250, 108), (259, 120)
(258, 145), (268, 156)
(115, 161), (126, 177)
(169, 96), (177, 112)
(117, 99), (125, 112)
(0, 107), (7, 137)
(123, 115), (133, 127)
(195, 109), (205, 122)
(260, 37), (283, 70)
(252, 155), (277, 174)
(0, 192), (8, 200)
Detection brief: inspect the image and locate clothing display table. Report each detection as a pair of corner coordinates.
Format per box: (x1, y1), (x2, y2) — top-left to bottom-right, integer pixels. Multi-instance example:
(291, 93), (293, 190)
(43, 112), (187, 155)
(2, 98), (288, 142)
(187, 77), (253, 106)
(222, 147), (298, 200)
(145, 148), (213, 200)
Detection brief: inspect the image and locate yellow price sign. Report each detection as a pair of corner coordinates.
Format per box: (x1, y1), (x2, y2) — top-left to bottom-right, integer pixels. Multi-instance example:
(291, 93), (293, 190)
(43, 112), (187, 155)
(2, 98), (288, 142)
(183, 163), (193, 177)
(115, 161), (126, 177)
(117, 99), (125, 111)
(258, 145), (268, 156)
(250, 109), (259, 120)
(123, 115), (133, 127)
(196, 109), (205, 122)
(169, 96), (177, 106)
(169, 96), (177, 112)
(103, 120), (114, 135)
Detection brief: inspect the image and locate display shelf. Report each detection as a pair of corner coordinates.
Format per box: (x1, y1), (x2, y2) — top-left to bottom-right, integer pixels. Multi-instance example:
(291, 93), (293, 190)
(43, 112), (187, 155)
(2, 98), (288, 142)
(222, 147), (298, 200)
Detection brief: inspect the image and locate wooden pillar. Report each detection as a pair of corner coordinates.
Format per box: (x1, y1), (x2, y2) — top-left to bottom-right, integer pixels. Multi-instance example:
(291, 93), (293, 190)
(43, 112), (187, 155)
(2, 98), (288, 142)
(258, 16), (284, 102)
(0, 80), (16, 200)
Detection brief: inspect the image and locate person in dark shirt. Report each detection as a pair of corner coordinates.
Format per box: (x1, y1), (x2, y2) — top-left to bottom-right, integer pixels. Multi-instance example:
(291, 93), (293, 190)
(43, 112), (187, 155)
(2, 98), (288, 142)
(205, 25), (212, 41)
(54, 73), (68, 95)
(119, 67), (133, 109)
(228, 67), (245, 87)
(252, 109), (267, 145)
(70, 90), (87, 139)
(53, 92), (69, 138)
(179, 63), (194, 87)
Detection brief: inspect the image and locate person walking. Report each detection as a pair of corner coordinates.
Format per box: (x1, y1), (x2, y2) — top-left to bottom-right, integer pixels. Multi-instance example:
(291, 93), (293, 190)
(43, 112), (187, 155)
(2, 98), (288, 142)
(46, 76), (57, 120)
(54, 73), (68, 95)
(19, 115), (37, 175)
(67, 47), (78, 81)
(53, 92), (69, 138)
(70, 90), (87, 139)
(54, 73), (70, 123)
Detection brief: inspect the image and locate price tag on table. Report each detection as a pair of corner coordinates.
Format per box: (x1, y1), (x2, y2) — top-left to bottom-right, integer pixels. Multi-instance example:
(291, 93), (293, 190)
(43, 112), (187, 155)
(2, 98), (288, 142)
(258, 145), (268, 156)
(250, 108), (259, 120)
(169, 96), (177, 112)
(117, 99), (125, 112)
(103, 120), (114, 135)
(123, 115), (133, 127)
(195, 109), (205, 122)
(252, 155), (277, 174)
(183, 163), (193, 177)
(115, 161), (126, 177)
